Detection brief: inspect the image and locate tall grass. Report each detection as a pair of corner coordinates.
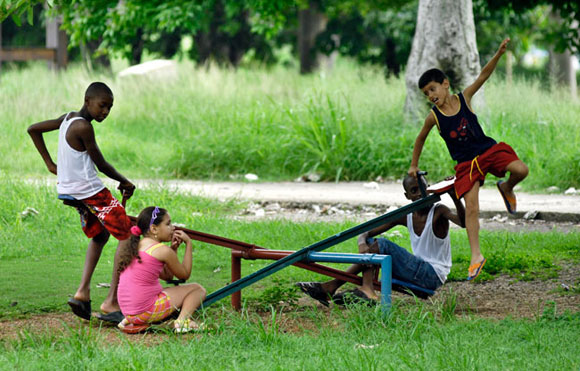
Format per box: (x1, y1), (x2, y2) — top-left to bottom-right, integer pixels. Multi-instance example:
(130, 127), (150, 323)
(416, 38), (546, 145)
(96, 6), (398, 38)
(2, 59), (579, 188)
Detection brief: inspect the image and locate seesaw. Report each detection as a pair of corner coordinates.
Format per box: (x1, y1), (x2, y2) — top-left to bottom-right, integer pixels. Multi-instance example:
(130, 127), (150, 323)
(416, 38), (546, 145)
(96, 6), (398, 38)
(58, 172), (453, 313)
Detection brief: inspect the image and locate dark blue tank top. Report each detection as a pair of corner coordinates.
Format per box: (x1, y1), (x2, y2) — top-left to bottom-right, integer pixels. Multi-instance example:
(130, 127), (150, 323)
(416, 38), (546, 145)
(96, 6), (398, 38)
(431, 92), (496, 163)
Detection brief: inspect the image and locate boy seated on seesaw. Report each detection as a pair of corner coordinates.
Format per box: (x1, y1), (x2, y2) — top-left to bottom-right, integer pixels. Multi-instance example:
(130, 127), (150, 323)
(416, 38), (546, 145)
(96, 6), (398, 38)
(297, 175), (465, 304)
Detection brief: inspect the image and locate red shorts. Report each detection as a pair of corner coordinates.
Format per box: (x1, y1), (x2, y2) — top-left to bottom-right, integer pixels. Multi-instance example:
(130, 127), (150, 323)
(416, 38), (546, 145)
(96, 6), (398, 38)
(454, 142), (519, 198)
(77, 188), (131, 240)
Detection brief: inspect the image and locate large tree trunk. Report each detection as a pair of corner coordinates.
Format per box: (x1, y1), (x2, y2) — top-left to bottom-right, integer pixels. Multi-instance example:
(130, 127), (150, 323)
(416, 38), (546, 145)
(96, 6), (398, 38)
(298, 1), (328, 74)
(404, 0), (481, 120)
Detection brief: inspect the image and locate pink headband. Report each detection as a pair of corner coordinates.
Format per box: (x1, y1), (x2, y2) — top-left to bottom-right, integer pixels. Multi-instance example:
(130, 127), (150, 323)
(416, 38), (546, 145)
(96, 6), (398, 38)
(130, 225), (142, 236)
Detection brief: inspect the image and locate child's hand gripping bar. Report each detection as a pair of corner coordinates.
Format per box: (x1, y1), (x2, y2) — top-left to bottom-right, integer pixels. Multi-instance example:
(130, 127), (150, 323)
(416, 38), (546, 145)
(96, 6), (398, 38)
(417, 171), (428, 198)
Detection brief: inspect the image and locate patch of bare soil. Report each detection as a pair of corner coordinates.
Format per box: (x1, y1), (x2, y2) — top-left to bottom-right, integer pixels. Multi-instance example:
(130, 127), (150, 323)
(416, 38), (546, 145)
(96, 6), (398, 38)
(429, 263), (579, 319)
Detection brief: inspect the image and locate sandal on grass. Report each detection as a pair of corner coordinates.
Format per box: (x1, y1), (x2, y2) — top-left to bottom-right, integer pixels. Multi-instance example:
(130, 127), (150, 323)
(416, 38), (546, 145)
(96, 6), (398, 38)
(174, 319), (204, 334)
(467, 258), (487, 281)
(96, 311), (124, 324)
(296, 282), (330, 307)
(67, 298), (91, 320)
(118, 318), (150, 334)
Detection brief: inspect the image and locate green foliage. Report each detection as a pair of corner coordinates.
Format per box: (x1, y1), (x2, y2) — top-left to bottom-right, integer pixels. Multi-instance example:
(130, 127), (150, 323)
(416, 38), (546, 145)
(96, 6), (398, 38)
(485, 0), (580, 53)
(247, 277), (301, 311)
(318, 1), (417, 77)
(285, 93), (351, 180)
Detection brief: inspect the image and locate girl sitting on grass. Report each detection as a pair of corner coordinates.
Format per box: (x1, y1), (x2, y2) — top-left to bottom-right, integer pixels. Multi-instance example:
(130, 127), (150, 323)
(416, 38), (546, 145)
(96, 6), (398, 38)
(117, 206), (206, 333)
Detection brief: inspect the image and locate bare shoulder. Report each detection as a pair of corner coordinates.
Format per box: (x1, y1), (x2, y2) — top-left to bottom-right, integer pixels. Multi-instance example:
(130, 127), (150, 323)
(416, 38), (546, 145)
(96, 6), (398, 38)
(433, 204), (452, 219)
(421, 111), (437, 132)
(148, 244), (175, 261)
(68, 117), (94, 135)
(424, 111), (436, 125)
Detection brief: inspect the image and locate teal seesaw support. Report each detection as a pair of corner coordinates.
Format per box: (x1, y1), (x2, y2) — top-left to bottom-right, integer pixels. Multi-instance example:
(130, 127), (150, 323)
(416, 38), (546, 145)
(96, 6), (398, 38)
(202, 187), (440, 309)
(306, 252), (392, 312)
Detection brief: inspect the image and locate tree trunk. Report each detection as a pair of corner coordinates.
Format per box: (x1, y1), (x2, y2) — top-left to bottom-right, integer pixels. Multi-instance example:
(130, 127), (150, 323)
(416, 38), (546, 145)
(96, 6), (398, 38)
(298, 1), (328, 74)
(548, 49), (577, 100)
(547, 9), (577, 101)
(130, 28), (145, 65)
(505, 50), (513, 85)
(404, 0), (481, 120)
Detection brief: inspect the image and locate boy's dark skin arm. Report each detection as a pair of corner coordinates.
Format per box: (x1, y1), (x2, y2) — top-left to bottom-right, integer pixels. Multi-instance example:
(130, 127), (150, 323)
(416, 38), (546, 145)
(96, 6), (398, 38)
(28, 114), (135, 197)
(74, 120), (135, 197)
(433, 190), (466, 238)
(27, 115), (67, 175)
(357, 217), (406, 253)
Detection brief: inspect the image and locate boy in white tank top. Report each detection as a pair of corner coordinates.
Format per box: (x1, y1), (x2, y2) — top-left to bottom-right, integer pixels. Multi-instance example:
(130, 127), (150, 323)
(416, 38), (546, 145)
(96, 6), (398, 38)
(297, 175), (465, 304)
(28, 82), (135, 323)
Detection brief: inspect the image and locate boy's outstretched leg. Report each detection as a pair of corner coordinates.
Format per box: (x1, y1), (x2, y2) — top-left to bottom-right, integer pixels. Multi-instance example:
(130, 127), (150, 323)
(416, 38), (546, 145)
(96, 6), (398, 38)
(69, 230), (110, 320)
(497, 160), (529, 214)
(463, 182), (486, 281)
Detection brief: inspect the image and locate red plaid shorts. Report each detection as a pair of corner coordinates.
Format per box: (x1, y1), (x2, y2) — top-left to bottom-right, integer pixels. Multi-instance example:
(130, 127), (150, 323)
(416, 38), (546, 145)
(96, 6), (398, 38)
(78, 188), (131, 240)
(454, 142), (520, 198)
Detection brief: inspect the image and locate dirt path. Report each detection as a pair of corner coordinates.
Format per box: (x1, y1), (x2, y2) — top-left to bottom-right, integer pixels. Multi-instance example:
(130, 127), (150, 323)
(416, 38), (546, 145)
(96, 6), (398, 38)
(132, 179), (580, 219)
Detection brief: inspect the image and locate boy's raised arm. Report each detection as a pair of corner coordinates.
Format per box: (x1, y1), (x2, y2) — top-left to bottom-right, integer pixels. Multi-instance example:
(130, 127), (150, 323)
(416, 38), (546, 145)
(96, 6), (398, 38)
(463, 37), (510, 102)
(27, 115), (66, 175)
(408, 114), (437, 177)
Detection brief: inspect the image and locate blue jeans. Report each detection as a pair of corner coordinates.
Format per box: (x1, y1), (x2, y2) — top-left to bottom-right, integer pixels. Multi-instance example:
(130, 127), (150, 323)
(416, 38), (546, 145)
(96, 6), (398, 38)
(367, 237), (443, 291)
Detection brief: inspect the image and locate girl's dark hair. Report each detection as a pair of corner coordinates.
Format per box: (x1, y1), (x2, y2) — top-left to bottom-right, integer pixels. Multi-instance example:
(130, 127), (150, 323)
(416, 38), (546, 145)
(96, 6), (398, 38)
(418, 68), (447, 89)
(117, 206), (168, 274)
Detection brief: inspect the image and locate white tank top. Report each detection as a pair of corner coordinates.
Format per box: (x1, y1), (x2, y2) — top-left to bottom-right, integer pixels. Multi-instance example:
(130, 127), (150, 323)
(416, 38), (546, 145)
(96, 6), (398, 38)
(56, 113), (105, 199)
(407, 204), (452, 283)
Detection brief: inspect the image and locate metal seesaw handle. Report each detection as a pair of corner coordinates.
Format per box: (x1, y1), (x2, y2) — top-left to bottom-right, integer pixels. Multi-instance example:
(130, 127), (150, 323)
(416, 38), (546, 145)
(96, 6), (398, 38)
(417, 171), (428, 198)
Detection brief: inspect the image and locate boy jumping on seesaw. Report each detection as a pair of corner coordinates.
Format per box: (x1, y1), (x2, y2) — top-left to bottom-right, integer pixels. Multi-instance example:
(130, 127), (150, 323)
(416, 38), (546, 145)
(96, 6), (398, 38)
(28, 82), (135, 322)
(297, 175), (465, 304)
(408, 38), (529, 281)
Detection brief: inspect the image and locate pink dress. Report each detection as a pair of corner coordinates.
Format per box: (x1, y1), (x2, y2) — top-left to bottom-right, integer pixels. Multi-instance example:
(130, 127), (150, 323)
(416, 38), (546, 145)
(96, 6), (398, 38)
(118, 243), (165, 315)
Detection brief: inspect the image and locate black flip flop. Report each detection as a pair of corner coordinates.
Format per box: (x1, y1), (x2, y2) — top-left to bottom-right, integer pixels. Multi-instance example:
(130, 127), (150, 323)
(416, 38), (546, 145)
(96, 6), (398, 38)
(296, 282), (330, 307)
(96, 311), (124, 324)
(67, 298), (92, 320)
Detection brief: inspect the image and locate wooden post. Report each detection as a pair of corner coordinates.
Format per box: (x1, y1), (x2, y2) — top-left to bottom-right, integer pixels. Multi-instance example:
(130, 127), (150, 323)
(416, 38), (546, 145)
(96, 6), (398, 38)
(45, 16), (67, 69)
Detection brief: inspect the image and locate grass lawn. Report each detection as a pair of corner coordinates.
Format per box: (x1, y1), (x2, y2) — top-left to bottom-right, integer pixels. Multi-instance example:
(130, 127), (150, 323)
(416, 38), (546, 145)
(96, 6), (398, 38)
(0, 60), (578, 369)
(1, 181), (579, 369)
